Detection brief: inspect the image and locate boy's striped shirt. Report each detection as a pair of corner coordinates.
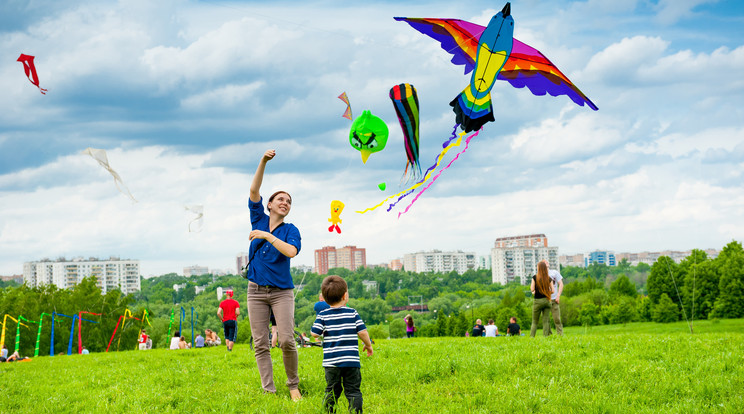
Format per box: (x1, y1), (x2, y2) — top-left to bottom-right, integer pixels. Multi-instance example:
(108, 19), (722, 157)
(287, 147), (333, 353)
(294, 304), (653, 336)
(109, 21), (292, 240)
(311, 306), (367, 367)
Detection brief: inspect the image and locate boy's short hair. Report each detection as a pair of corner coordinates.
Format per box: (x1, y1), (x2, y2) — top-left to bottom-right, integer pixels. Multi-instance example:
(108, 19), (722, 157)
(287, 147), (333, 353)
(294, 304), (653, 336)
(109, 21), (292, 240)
(321, 275), (347, 305)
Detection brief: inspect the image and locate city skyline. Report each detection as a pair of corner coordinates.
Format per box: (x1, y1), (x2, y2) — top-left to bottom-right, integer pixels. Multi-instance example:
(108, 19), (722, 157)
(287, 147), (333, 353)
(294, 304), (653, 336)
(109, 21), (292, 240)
(1, 1), (742, 276)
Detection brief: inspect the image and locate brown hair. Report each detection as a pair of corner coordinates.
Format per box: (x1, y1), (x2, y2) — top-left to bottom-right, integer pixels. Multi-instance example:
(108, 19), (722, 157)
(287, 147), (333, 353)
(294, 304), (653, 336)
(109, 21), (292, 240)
(536, 261), (553, 298)
(269, 191), (292, 204)
(405, 314), (414, 328)
(321, 275), (347, 305)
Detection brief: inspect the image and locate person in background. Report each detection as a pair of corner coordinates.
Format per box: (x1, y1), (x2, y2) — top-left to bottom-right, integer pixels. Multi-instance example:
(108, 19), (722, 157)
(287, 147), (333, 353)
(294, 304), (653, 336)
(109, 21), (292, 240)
(314, 292), (331, 315)
(195, 332), (205, 348)
(6, 351), (29, 362)
(270, 312), (279, 348)
(81, 346), (90, 355)
(404, 314), (416, 338)
(218, 289), (240, 352)
(205, 329), (221, 346)
(543, 259), (564, 336)
(507, 317), (521, 336)
(530, 261), (555, 337)
(484, 319), (499, 337)
(138, 329), (149, 351)
(179, 336), (189, 349)
(472, 319), (486, 337)
(1, 344), (7, 359)
(170, 331), (181, 350)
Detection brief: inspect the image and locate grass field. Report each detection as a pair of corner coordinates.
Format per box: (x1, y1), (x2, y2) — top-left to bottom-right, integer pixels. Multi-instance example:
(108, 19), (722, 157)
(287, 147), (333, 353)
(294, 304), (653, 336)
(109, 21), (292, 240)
(2, 319), (742, 413)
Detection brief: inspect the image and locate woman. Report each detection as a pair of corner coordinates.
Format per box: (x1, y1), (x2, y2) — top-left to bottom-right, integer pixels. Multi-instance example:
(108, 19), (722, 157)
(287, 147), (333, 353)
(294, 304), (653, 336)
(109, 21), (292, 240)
(404, 314), (415, 338)
(246, 149), (302, 400)
(205, 329), (221, 346)
(530, 261), (554, 337)
(169, 331), (181, 350)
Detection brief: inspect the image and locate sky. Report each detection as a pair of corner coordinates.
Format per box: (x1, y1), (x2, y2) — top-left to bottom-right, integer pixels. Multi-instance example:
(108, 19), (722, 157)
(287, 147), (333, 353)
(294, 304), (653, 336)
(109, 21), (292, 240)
(1, 0), (742, 277)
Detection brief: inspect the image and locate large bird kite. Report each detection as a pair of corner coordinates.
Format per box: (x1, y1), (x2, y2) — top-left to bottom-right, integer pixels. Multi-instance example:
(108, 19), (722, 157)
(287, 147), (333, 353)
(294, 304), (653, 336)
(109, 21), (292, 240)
(395, 2), (597, 132)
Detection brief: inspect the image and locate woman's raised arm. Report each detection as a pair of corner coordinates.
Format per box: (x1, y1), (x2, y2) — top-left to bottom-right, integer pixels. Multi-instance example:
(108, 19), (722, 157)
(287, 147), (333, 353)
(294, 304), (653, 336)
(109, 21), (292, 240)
(250, 149), (275, 202)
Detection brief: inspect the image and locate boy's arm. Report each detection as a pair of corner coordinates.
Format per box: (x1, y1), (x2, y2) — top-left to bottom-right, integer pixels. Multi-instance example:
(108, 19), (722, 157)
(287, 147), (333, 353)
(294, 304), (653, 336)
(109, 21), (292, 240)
(311, 316), (324, 339)
(358, 330), (373, 356)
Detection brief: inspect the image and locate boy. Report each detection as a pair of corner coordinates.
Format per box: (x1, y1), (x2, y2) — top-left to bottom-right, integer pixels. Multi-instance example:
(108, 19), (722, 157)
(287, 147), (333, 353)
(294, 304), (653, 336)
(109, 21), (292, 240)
(138, 329), (149, 350)
(507, 317), (521, 336)
(312, 275), (373, 414)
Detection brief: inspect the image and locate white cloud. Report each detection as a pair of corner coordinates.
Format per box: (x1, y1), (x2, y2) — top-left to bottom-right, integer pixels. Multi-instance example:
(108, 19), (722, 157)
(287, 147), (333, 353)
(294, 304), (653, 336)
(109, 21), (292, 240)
(654, 0), (719, 25)
(508, 110), (624, 163)
(581, 36), (670, 83)
(180, 81), (264, 110)
(627, 126), (744, 158)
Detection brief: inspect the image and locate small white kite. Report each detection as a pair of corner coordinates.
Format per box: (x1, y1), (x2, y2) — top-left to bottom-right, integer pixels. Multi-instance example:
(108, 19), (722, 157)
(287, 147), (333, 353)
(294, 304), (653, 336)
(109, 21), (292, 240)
(81, 147), (137, 203)
(185, 205), (204, 232)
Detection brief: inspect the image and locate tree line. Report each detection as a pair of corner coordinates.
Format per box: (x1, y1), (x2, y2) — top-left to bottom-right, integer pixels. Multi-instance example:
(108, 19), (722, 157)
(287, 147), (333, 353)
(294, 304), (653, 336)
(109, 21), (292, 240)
(2, 241), (742, 354)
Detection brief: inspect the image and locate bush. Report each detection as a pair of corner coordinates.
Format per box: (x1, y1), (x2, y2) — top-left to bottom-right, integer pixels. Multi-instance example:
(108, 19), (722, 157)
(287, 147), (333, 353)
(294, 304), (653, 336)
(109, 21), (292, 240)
(366, 324), (388, 340)
(652, 293), (680, 323)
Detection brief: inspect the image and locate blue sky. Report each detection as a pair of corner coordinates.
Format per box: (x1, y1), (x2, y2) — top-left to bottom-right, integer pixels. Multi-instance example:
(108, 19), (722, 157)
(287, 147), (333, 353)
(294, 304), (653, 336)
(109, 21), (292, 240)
(1, 0), (742, 276)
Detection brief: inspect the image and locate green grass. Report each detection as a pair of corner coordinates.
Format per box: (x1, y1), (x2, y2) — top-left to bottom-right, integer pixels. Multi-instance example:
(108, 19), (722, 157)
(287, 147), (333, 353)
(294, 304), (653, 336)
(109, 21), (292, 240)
(2, 319), (743, 413)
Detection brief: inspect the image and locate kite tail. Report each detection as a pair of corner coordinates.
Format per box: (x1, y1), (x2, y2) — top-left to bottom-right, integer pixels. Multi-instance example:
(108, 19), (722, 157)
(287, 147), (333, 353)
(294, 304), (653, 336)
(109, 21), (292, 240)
(450, 86), (494, 133)
(386, 124), (460, 212)
(398, 128), (481, 218)
(356, 124), (459, 215)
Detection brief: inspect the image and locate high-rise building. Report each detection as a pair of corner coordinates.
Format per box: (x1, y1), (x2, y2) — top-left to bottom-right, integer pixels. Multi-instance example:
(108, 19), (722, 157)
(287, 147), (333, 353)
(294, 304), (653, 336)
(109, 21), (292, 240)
(23, 257), (140, 294)
(389, 259), (403, 271)
(491, 234), (558, 285)
(478, 255), (492, 270)
(183, 265), (209, 277)
(402, 250), (477, 274)
(585, 251), (616, 267)
(559, 254), (586, 268)
(314, 246), (367, 275)
(236, 252), (249, 275)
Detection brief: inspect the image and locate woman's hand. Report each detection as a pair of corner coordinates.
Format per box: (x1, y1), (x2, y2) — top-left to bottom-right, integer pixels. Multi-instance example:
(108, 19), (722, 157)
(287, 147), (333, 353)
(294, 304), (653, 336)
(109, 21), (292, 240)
(262, 149), (276, 162)
(249, 230), (272, 241)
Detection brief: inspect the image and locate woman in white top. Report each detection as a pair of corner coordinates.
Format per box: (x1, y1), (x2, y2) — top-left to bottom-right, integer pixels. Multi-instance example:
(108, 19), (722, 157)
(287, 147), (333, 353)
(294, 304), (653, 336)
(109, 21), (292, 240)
(484, 319), (499, 337)
(169, 331), (181, 350)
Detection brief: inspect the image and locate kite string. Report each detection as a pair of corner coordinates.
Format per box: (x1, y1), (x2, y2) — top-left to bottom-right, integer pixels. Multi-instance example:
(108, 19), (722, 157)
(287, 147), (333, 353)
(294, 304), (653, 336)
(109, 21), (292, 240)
(691, 251), (696, 334)
(357, 124), (459, 214)
(398, 128), (480, 218)
(664, 257), (691, 334)
(387, 125), (460, 212)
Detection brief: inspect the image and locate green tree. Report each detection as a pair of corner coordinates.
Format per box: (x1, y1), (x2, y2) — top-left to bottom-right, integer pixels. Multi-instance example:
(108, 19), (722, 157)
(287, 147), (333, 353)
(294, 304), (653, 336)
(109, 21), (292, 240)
(427, 296), (455, 315)
(389, 318), (406, 338)
(680, 253), (718, 320)
(617, 258), (631, 272)
(610, 297), (638, 325)
(433, 311), (447, 337)
(454, 313), (469, 337)
(647, 256), (682, 305)
(383, 291), (408, 307)
(579, 302), (599, 326)
(652, 293), (679, 323)
(609, 275), (637, 297)
(712, 241), (744, 318)
(637, 296), (652, 322)
(348, 297), (391, 326)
